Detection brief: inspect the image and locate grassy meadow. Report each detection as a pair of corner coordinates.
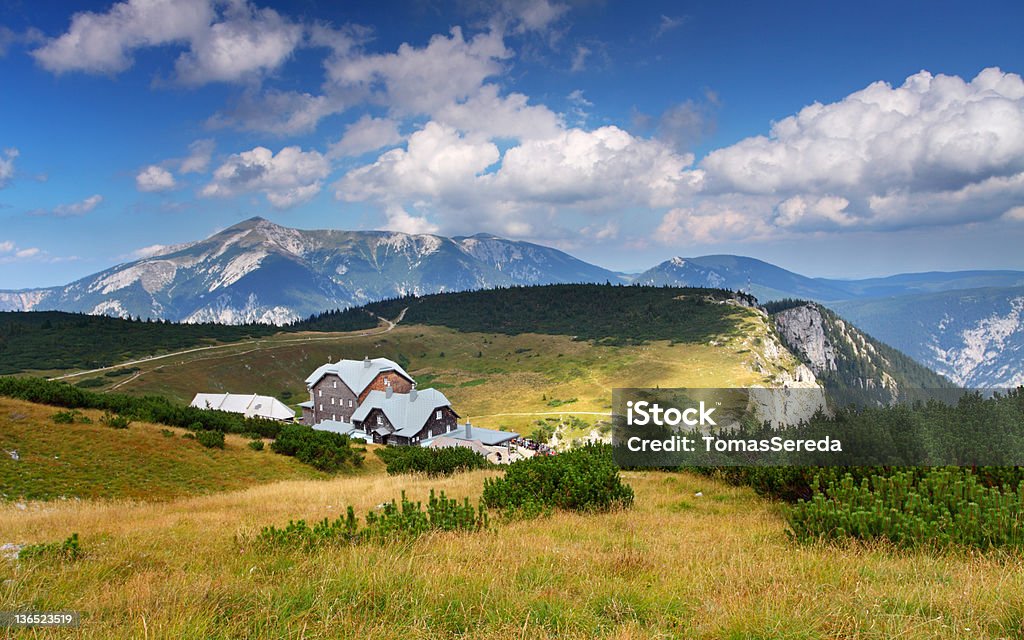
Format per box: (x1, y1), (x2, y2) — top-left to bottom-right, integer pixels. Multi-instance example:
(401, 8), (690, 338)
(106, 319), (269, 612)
(1, 468), (1023, 638)
(65, 305), (795, 436)
(0, 397), (359, 501)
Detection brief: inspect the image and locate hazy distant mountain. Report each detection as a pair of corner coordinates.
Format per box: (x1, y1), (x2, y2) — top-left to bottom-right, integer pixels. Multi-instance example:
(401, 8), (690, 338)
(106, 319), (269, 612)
(633, 255), (853, 302)
(0, 217), (619, 324)
(833, 287), (1024, 388)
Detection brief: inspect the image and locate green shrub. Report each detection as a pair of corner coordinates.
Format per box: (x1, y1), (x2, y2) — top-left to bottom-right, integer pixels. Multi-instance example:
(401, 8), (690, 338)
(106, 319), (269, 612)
(160, 428), (175, 438)
(248, 440), (265, 451)
(0, 376), (284, 438)
(271, 424), (363, 472)
(482, 443), (633, 516)
(787, 469), (1024, 549)
(19, 533), (81, 561)
(100, 412), (131, 429)
(74, 378), (106, 388)
(196, 429), (225, 449)
(258, 490), (487, 549)
(51, 409), (80, 424)
(375, 446), (491, 476)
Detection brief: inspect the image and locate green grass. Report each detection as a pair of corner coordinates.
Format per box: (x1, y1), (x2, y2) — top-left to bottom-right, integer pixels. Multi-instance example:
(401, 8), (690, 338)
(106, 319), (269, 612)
(0, 397), (328, 501)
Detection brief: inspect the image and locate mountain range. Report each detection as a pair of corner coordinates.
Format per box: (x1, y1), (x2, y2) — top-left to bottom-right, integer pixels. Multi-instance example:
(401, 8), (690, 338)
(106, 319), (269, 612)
(2, 216), (1022, 387)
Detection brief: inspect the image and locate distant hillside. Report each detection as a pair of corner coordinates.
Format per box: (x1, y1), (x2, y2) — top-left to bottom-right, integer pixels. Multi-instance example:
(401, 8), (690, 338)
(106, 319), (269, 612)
(832, 286), (1024, 387)
(299, 284), (761, 346)
(768, 301), (954, 402)
(0, 311), (285, 374)
(635, 256), (853, 302)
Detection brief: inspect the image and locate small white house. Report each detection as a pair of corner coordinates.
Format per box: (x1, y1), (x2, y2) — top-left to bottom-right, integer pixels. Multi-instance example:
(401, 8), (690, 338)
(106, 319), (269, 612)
(190, 393), (295, 421)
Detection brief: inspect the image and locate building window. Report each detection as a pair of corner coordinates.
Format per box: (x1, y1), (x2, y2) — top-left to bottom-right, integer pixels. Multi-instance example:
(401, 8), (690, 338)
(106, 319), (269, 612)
(384, 378), (391, 386)
(319, 404), (323, 411)
(318, 389), (322, 397)
(436, 410), (442, 420)
(333, 380), (337, 388)
(377, 415), (382, 425)
(349, 399), (353, 407)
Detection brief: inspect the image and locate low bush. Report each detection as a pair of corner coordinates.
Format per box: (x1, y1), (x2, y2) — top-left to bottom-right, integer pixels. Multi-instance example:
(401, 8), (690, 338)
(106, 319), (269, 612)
(258, 490), (487, 548)
(375, 446), (492, 476)
(248, 440), (265, 451)
(271, 424), (363, 472)
(196, 429), (225, 449)
(787, 469), (1024, 549)
(51, 409), (79, 424)
(160, 428), (175, 437)
(19, 533), (81, 561)
(100, 412), (131, 429)
(482, 443), (634, 516)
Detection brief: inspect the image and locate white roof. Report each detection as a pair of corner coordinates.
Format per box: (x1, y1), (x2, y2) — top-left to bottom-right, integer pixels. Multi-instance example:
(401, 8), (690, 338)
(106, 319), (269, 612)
(304, 357), (413, 394)
(351, 388), (453, 437)
(190, 393), (295, 421)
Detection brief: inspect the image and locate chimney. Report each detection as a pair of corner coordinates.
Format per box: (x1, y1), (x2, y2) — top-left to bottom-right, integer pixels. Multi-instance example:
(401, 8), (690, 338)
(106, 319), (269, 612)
(410, 387), (418, 402)
(386, 385), (393, 399)
(363, 356), (371, 368)
(465, 421), (473, 440)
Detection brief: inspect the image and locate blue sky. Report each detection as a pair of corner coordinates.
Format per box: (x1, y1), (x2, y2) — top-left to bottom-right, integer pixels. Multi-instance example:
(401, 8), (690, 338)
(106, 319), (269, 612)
(1, 0), (1023, 288)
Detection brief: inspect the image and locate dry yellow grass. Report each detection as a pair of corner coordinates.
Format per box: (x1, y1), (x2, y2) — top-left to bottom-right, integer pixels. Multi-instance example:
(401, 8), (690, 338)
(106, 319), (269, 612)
(1, 469), (1022, 638)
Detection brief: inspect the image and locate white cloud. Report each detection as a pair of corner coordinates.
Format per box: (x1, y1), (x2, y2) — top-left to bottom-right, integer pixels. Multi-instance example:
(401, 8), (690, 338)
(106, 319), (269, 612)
(570, 44), (590, 72)
(338, 121), (500, 204)
(328, 115), (403, 158)
(654, 15), (686, 39)
(382, 204), (440, 235)
(337, 121), (698, 240)
(136, 165), (176, 192)
(202, 145), (330, 208)
(207, 89), (346, 135)
(434, 84), (563, 141)
(31, 194), (104, 217)
(32, 0), (301, 85)
(173, 3), (302, 85)
(325, 27), (510, 117)
(131, 244), (170, 259)
(32, 0), (213, 74)
(0, 147), (18, 188)
(678, 67), (1024, 240)
(0, 239), (42, 262)
(180, 138), (215, 173)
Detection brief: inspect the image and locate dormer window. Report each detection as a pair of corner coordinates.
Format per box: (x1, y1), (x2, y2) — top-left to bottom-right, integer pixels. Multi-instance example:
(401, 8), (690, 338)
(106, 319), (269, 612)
(377, 415), (383, 425)
(436, 410), (442, 420)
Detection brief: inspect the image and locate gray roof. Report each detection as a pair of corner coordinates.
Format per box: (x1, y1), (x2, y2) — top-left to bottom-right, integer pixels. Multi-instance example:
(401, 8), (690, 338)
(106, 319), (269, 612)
(352, 388), (454, 438)
(313, 420), (371, 442)
(298, 400), (313, 409)
(304, 357), (413, 394)
(425, 424), (518, 446)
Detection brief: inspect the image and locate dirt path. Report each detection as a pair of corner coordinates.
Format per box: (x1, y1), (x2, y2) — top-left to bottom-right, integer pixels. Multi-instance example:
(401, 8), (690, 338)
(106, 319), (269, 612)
(50, 308), (408, 381)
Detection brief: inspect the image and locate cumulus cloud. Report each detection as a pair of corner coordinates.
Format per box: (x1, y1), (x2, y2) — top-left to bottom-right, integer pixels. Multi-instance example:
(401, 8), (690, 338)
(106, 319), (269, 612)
(675, 67), (1024, 241)
(29, 194), (104, 217)
(136, 165), (176, 192)
(327, 115), (403, 158)
(337, 120), (698, 239)
(326, 27), (510, 117)
(202, 145), (329, 208)
(0, 147), (17, 187)
(32, 0), (301, 85)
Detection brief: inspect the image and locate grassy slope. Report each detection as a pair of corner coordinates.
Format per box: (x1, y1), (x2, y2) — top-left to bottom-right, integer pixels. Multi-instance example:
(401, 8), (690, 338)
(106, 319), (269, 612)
(81, 306), (796, 436)
(1, 469), (1021, 638)
(0, 397), (344, 501)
